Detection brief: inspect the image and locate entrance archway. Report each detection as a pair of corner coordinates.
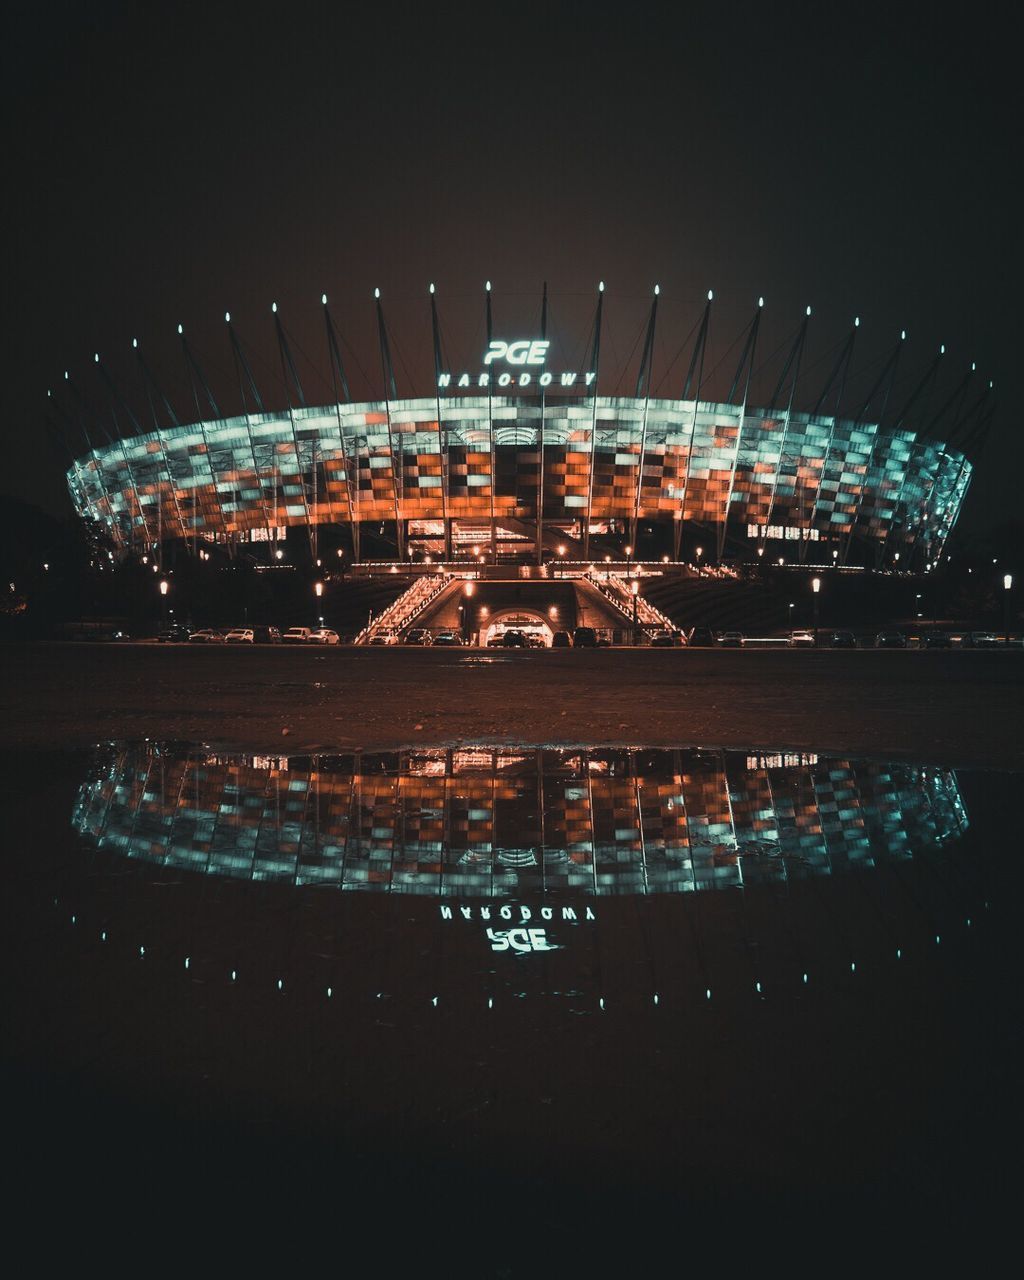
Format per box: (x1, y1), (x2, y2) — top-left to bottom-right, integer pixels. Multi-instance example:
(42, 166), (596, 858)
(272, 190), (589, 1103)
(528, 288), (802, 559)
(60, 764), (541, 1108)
(482, 608), (556, 648)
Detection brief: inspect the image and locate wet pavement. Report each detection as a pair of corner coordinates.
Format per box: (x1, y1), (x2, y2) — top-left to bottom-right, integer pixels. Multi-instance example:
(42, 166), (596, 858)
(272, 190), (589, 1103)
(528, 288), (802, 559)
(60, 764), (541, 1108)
(4, 643), (1023, 766)
(3, 741), (1021, 1266)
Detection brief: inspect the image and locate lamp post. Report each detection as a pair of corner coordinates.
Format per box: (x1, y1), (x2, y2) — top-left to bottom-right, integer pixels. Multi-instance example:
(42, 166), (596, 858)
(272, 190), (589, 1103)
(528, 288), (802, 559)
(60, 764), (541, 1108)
(811, 576), (821, 647)
(631, 578), (639, 646)
(624, 544), (632, 576)
(695, 546), (703, 570)
(159, 577), (169, 630)
(1004, 574), (1013, 646)
(463, 580), (475, 643)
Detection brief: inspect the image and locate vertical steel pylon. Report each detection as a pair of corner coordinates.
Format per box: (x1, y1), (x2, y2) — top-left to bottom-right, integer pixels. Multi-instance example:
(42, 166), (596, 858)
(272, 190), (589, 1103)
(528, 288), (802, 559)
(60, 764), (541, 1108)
(323, 294), (359, 563)
(717, 297), (763, 562)
(272, 303), (317, 562)
(800, 317), (859, 562)
(225, 313), (275, 554)
(536, 281), (549, 565)
(762, 306), (812, 545)
(375, 289), (404, 561)
(430, 283), (452, 561)
(486, 280), (497, 563)
(582, 282), (605, 563)
(630, 286), (660, 551)
(178, 324), (222, 555)
(840, 330), (906, 565)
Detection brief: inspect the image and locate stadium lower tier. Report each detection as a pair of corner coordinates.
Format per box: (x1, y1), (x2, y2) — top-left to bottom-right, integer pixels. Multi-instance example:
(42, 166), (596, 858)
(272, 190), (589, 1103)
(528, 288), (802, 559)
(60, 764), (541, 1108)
(67, 395), (970, 562)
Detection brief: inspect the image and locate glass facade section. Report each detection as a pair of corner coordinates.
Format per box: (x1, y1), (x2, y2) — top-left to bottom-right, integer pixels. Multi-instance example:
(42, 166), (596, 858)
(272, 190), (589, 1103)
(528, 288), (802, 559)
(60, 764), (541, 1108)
(67, 395), (971, 560)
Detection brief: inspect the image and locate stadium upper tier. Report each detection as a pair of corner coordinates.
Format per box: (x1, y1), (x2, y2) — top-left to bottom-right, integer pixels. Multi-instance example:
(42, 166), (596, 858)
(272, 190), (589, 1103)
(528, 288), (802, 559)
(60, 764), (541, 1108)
(66, 394), (970, 561)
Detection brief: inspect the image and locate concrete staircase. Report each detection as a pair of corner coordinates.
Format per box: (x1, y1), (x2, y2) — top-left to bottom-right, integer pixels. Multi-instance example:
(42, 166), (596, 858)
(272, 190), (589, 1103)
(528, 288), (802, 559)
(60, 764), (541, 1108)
(354, 574), (454, 644)
(581, 571), (675, 637)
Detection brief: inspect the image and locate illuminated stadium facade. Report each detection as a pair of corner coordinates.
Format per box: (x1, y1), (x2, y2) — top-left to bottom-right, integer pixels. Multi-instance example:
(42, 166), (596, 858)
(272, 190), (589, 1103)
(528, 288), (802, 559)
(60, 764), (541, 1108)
(60, 288), (985, 569)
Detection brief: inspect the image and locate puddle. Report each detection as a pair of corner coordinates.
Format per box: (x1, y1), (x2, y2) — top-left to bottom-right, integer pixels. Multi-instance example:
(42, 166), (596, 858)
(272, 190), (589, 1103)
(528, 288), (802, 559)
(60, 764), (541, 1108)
(3, 739), (1018, 1237)
(72, 743), (969, 896)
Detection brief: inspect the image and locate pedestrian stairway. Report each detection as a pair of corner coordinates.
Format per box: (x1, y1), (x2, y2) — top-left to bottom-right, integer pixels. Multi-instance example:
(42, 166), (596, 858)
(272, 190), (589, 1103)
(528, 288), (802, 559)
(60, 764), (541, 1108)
(583, 571), (676, 637)
(354, 574), (454, 644)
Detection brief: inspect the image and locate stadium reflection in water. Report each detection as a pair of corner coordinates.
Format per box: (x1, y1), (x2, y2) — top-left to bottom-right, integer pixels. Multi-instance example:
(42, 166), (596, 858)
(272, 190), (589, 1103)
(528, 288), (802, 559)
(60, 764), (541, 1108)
(14, 738), (1013, 1237)
(66, 741), (975, 985)
(75, 743), (968, 899)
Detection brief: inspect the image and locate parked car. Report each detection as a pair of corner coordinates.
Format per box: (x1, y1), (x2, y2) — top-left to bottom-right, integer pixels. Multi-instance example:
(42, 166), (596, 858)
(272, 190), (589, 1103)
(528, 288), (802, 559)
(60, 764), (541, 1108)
(687, 626), (716, 647)
(719, 631), (745, 647)
(829, 630), (857, 649)
(551, 631), (572, 647)
(251, 625), (282, 644)
(922, 631), (952, 649)
(486, 633), (506, 647)
(282, 627), (314, 644)
(572, 626), (597, 647)
(960, 631), (1000, 649)
(404, 628), (432, 645)
(432, 631), (463, 646)
(650, 631), (684, 647)
(156, 624), (190, 643)
(503, 629), (528, 648)
(188, 628), (225, 644)
(526, 632), (546, 648)
(224, 628), (255, 644)
(367, 632), (396, 645)
(875, 630), (907, 648)
(308, 628), (339, 645)
(788, 630), (815, 648)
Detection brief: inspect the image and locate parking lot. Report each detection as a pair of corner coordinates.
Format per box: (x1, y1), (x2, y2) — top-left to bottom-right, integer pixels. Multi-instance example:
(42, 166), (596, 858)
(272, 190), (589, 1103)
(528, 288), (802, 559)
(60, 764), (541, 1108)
(154, 623), (1020, 649)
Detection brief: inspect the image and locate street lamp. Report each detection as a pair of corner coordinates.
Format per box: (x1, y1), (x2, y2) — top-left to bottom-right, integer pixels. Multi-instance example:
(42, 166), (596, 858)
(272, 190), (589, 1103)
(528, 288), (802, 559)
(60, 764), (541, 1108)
(631, 578), (639, 645)
(1004, 574), (1013, 646)
(159, 578), (169, 630)
(460, 581), (473, 640)
(695, 546), (703, 568)
(811, 577), (820, 646)
(314, 581), (324, 597)
(624, 544), (632, 575)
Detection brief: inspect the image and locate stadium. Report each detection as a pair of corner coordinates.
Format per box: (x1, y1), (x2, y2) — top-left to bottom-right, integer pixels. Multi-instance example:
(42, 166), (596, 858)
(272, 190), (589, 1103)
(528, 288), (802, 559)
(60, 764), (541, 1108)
(53, 286), (990, 641)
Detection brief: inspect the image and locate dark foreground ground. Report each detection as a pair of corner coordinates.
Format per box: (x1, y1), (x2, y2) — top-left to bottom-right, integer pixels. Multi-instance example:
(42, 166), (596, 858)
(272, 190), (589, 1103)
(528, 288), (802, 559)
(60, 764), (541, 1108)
(3, 643), (1023, 1269)
(2, 641), (1022, 767)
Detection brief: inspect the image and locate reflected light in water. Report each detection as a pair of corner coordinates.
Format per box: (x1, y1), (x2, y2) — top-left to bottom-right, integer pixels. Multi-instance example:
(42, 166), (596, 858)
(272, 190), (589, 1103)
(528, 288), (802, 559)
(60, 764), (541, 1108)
(72, 743), (968, 896)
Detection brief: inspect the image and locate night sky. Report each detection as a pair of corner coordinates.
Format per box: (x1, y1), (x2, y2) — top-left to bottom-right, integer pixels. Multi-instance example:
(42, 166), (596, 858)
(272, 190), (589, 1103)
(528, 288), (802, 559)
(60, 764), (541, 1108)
(5, 1), (1018, 536)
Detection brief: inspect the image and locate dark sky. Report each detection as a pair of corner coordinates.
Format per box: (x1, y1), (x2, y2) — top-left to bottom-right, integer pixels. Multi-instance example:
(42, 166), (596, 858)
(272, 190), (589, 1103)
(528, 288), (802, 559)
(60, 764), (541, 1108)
(4, 0), (1018, 535)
